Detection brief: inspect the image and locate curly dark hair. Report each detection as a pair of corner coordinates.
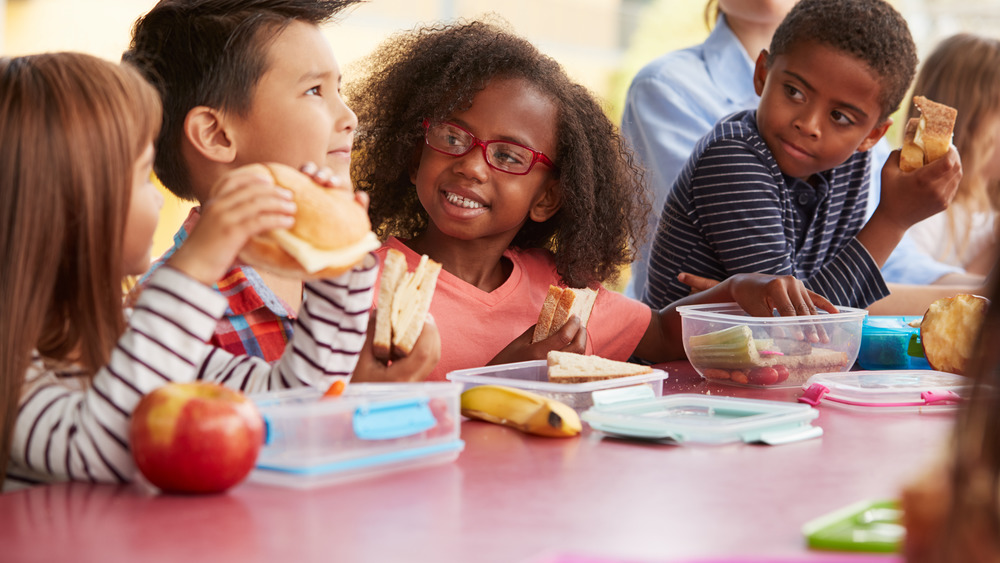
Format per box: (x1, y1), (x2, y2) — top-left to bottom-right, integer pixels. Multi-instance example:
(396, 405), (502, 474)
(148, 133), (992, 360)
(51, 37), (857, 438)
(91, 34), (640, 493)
(768, 0), (917, 120)
(346, 20), (649, 288)
(123, 0), (361, 200)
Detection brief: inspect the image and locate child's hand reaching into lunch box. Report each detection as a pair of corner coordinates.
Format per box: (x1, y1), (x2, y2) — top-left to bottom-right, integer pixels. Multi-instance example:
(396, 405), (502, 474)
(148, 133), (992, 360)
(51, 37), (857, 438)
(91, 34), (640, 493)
(681, 272), (835, 316)
(726, 273), (837, 343)
(487, 316), (587, 366)
(679, 272), (837, 343)
(726, 273), (837, 318)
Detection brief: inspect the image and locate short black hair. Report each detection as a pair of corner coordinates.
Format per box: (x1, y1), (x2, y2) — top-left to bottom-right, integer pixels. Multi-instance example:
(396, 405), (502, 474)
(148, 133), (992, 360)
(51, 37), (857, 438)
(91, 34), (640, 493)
(768, 0), (917, 120)
(347, 20), (649, 288)
(123, 0), (360, 200)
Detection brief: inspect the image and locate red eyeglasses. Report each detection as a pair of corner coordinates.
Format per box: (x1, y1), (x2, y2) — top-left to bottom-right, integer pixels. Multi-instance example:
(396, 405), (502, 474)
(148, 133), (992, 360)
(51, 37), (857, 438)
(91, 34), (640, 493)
(422, 119), (556, 175)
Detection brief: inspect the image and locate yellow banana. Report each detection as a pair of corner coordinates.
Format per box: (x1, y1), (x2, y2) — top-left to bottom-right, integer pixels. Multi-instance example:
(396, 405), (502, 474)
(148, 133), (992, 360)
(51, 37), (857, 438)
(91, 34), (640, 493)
(460, 385), (582, 438)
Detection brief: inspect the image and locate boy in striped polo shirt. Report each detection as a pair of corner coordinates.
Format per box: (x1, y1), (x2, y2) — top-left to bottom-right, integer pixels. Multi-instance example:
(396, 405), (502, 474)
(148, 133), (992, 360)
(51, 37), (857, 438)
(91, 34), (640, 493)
(643, 0), (963, 310)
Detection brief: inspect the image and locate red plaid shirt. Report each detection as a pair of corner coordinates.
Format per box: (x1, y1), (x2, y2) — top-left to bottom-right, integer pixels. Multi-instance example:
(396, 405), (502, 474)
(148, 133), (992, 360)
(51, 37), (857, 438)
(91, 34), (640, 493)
(138, 208), (296, 362)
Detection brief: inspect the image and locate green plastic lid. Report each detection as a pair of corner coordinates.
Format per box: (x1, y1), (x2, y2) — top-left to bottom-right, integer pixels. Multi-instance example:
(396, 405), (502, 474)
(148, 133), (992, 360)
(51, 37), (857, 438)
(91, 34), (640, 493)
(803, 499), (903, 553)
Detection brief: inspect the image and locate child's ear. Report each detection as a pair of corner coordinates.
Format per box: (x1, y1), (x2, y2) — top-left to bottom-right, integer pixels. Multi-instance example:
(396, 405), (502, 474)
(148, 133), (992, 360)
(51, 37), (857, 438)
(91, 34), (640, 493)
(529, 177), (562, 223)
(408, 147), (423, 185)
(856, 118), (893, 153)
(184, 106), (236, 164)
(753, 50), (770, 97)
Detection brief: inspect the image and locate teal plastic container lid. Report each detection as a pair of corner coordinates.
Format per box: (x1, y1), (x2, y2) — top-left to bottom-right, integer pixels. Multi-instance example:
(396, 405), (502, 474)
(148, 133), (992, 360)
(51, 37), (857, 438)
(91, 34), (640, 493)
(800, 370), (969, 412)
(858, 316), (930, 370)
(582, 391), (821, 445)
(803, 499), (903, 553)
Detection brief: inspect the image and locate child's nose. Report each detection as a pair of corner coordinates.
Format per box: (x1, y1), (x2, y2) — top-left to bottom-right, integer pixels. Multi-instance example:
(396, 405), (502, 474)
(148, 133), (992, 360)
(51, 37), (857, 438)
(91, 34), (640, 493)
(330, 95), (358, 132)
(794, 110), (821, 138)
(453, 144), (491, 180)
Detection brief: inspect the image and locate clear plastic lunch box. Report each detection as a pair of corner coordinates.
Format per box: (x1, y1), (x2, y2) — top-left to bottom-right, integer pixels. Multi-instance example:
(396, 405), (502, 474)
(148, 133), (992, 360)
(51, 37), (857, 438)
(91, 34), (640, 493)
(446, 359), (668, 411)
(678, 303), (866, 389)
(857, 316), (931, 370)
(249, 383), (464, 488)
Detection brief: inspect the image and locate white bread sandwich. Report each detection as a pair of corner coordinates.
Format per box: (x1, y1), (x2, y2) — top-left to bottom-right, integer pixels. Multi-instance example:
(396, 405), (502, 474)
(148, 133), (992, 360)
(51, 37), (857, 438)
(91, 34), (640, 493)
(547, 350), (653, 383)
(237, 162), (380, 279)
(900, 96), (957, 172)
(373, 249), (441, 361)
(900, 118), (924, 173)
(532, 286), (598, 343)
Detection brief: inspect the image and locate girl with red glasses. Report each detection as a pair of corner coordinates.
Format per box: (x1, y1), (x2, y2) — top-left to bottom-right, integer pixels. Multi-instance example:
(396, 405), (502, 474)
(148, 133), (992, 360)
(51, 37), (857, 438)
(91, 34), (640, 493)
(348, 20), (836, 380)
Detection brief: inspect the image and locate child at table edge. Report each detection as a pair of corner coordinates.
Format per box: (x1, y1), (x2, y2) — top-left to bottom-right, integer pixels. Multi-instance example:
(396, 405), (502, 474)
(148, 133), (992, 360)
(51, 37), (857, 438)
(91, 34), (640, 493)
(347, 19), (837, 381)
(1, 53), (370, 491)
(900, 256), (1000, 560)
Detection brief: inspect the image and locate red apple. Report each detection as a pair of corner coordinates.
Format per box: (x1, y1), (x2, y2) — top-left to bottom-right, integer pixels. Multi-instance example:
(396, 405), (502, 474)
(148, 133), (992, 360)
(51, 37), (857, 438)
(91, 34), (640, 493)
(129, 382), (264, 494)
(920, 294), (990, 375)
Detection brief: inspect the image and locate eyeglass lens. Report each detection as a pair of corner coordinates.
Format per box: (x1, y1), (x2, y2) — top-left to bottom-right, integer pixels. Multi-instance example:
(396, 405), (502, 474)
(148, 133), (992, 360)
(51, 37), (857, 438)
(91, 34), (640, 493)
(426, 122), (536, 174)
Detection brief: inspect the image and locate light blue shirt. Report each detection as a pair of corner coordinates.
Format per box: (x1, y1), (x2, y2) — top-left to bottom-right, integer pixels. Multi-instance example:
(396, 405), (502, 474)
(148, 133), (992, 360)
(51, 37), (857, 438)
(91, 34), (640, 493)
(621, 15), (961, 299)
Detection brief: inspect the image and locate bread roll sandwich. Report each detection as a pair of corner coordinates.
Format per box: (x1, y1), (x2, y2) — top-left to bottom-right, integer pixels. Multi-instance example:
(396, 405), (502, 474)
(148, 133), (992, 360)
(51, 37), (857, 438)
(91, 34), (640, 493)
(373, 249), (442, 361)
(547, 351), (653, 383)
(900, 96), (957, 172)
(532, 286), (598, 343)
(238, 162), (380, 278)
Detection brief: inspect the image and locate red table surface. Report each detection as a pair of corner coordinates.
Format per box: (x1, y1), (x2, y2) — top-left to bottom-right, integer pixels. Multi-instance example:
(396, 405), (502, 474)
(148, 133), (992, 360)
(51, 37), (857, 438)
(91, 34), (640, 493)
(0, 362), (951, 563)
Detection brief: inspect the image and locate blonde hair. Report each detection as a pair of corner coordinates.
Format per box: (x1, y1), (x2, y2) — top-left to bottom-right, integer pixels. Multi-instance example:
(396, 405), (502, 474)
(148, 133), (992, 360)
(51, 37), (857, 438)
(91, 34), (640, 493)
(0, 53), (162, 483)
(908, 33), (1000, 263)
(705, 0), (720, 30)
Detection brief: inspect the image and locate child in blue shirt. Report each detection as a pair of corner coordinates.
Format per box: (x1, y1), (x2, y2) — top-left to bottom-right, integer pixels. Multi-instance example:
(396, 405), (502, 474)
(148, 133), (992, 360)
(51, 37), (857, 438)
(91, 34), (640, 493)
(644, 0), (963, 310)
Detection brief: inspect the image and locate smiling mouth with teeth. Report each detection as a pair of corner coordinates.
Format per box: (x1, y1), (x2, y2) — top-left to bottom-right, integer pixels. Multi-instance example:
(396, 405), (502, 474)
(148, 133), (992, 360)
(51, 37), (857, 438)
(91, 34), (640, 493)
(445, 191), (486, 209)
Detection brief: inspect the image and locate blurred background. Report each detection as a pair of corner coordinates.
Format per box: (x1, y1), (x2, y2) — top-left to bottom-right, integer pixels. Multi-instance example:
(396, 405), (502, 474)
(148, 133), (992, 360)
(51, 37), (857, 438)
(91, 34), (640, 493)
(2, 0), (999, 256)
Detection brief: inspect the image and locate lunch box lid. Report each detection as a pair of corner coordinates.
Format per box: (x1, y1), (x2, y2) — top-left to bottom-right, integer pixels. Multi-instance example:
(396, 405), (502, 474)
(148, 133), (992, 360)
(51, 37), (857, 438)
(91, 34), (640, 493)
(802, 498), (903, 553)
(799, 370), (969, 412)
(581, 389), (821, 445)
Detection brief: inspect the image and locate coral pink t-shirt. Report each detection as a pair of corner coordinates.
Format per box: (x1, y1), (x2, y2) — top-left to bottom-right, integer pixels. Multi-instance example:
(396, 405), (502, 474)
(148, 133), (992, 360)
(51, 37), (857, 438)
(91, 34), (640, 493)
(375, 237), (651, 381)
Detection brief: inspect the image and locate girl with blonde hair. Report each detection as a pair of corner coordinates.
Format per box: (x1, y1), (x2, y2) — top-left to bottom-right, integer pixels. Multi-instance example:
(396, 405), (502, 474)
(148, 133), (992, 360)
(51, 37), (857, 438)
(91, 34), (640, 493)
(0, 52), (377, 491)
(908, 33), (1000, 275)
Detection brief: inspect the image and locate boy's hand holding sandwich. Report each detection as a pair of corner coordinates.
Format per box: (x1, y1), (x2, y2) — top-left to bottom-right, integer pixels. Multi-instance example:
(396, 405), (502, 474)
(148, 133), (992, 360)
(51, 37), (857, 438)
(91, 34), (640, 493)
(860, 95), (962, 269)
(864, 147), (962, 267)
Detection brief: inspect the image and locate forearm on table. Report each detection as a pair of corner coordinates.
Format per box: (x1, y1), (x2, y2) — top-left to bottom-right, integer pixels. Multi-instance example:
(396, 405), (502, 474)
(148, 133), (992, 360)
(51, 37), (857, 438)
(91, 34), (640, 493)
(933, 271), (986, 288)
(868, 282), (983, 316)
(637, 276), (745, 363)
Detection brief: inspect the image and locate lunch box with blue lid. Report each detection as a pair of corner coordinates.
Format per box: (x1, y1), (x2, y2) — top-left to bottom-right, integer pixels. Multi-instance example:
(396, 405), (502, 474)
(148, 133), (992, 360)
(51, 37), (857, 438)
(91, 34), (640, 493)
(857, 316), (931, 370)
(250, 382), (464, 488)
